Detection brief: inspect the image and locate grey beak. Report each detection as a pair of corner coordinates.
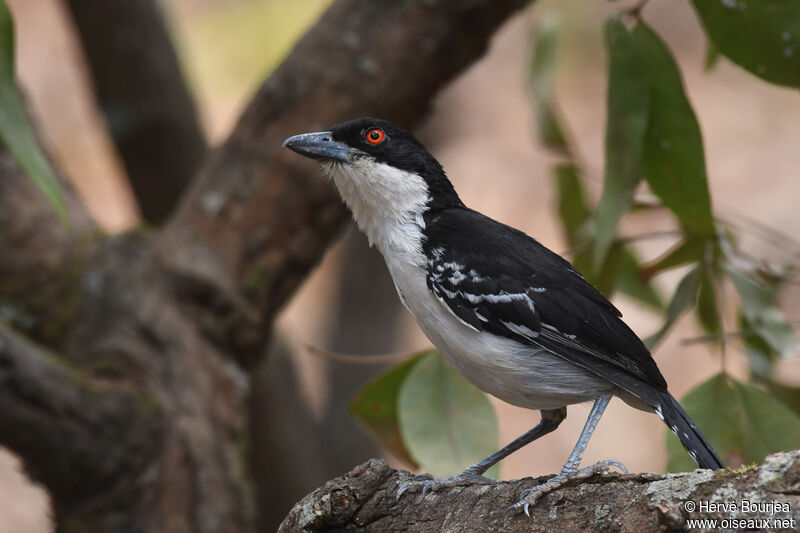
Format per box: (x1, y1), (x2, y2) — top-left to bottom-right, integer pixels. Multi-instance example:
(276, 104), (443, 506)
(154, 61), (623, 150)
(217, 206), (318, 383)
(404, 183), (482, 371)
(282, 131), (361, 164)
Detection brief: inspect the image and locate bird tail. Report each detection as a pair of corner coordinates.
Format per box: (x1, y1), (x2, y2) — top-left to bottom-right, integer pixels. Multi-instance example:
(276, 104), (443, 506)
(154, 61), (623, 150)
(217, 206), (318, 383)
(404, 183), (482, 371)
(656, 392), (725, 470)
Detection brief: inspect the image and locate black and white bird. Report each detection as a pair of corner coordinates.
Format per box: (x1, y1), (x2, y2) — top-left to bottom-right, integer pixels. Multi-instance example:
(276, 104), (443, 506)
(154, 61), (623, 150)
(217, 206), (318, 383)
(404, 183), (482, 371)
(283, 118), (724, 514)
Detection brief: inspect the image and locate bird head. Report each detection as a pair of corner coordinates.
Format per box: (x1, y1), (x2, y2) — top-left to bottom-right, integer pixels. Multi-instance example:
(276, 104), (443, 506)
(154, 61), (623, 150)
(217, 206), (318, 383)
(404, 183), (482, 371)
(283, 118), (462, 248)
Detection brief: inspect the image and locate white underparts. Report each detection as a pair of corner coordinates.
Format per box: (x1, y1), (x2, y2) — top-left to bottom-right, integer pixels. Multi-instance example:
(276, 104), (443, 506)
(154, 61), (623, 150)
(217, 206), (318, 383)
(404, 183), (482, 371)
(322, 158), (430, 259)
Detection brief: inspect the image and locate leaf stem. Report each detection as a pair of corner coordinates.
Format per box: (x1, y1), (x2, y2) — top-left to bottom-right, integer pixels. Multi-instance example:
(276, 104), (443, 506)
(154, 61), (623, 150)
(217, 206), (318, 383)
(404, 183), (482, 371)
(300, 342), (420, 365)
(681, 320), (800, 346)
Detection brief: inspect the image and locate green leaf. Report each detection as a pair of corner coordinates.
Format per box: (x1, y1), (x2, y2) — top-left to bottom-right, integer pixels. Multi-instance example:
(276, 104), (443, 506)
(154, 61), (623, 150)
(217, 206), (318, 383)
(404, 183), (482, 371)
(704, 39), (721, 71)
(691, 0), (800, 88)
(633, 22), (714, 236)
(553, 163), (592, 246)
(762, 378), (800, 418)
(594, 241), (624, 298)
(740, 314), (778, 377)
(398, 351), (499, 478)
(617, 247), (663, 310)
(595, 16), (649, 268)
(529, 12), (569, 153)
(666, 374), (800, 472)
(696, 267), (722, 337)
(349, 353), (425, 467)
(0, 0), (66, 223)
(645, 266), (701, 349)
(640, 236), (709, 281)
(727, 267), (798, 356)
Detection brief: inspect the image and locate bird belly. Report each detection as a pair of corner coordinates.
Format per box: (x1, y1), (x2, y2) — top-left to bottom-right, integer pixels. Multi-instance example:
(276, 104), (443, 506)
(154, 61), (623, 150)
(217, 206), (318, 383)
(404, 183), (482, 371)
(385, 257), (613, 410)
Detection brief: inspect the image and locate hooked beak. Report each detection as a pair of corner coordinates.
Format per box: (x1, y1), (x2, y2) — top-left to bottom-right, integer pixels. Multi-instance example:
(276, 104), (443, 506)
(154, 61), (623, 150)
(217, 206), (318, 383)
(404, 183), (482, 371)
(282, 131), (362, 164)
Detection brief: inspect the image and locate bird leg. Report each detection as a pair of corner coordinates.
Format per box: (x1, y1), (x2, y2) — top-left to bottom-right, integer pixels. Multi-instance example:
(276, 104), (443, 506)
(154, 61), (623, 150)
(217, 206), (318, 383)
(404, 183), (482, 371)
(397, 407), (566, 500)
(512, 395), (627, 516)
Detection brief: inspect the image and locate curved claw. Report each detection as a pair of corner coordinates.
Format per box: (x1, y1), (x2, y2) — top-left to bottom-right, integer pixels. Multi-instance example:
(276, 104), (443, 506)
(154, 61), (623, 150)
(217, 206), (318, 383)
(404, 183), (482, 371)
(605, 459), (628, 475)
(396, 470), (492, 502)
(574, 459), (628, 479)
(396, 483), (411, 501)
(512, 488), (549, 517)
(397, 473), (437, 501)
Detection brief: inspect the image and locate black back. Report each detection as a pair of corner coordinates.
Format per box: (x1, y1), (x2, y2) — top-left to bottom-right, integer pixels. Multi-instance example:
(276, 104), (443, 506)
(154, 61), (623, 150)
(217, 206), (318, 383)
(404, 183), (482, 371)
(423, 207), (669, 394)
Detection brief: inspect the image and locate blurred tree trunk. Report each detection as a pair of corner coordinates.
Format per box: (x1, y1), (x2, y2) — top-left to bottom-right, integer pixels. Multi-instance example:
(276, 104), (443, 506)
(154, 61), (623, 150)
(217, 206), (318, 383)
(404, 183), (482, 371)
(251, 227), (406, 530)
(0, 1), (528, 531)
(62, 0), (207, 223)
(318, 227), (405, 472)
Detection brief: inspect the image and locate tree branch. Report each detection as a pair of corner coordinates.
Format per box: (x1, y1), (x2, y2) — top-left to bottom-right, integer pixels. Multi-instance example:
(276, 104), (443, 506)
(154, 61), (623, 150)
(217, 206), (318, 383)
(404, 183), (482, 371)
(0, 142), (99, 348)
(153, 0), (529, 367)
(0, 321), (162, 514)
(280, 451), (800, 532)
(63, 0), (208, 223)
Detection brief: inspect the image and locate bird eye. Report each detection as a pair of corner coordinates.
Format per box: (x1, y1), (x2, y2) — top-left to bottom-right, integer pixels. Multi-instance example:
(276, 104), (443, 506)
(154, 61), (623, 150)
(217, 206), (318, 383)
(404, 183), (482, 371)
(365, 128), (385, 145)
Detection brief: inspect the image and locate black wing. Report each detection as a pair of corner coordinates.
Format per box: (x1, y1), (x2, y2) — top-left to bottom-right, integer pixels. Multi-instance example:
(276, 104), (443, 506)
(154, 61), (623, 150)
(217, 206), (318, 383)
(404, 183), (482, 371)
(423, 207), (667, 399)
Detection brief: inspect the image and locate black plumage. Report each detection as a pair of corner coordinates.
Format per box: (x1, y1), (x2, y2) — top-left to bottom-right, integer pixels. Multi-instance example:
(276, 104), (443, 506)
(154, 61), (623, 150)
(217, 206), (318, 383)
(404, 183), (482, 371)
(423, 207), (666, 388)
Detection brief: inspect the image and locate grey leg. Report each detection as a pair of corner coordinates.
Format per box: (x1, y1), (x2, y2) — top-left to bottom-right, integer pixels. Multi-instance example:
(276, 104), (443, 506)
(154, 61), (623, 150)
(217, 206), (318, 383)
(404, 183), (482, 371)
(561, 395), (610, 473)
(513, 395), (627, 516)
(397, 407), (566, 499)
(464, 407), (566, 476)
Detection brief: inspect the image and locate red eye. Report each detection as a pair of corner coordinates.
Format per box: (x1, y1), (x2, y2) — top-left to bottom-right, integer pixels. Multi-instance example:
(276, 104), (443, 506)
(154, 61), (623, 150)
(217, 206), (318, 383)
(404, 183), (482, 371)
(365, 128), (385, 145)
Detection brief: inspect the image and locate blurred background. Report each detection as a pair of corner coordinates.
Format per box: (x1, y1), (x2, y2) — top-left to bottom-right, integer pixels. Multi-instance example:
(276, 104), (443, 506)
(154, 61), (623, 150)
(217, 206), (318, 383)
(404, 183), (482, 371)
(2, 0), (799, 531)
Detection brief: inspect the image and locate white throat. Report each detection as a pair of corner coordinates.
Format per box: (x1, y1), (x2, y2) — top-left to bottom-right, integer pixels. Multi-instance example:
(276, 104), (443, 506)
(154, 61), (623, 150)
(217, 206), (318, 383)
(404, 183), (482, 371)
(323, 159), (430, 259)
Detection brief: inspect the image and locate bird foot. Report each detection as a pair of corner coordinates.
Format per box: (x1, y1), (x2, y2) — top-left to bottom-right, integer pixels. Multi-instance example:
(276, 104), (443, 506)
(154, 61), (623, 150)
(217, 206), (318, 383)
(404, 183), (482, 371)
(396, 468), (494, 500)
(511, 459), (628, 517)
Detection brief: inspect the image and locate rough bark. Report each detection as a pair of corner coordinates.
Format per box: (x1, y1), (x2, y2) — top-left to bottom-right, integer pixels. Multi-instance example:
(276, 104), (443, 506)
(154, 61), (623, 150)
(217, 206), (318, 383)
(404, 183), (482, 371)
(280, 451), (800, 532)
(0, 322), (162, 519)
(0, 134), (97, 350)
(63, 0), (207, 223)
(0, 1), (528, 531)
